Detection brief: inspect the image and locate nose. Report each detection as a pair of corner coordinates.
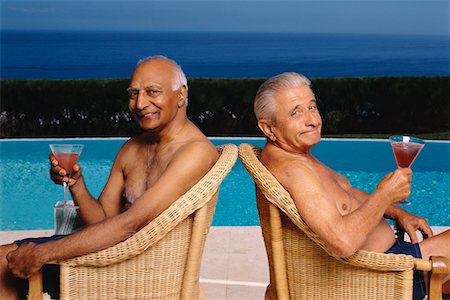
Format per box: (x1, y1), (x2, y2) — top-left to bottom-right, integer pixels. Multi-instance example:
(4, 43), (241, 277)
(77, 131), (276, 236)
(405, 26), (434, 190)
(305, 110), (320, 127)
(136, 91), (149, 110)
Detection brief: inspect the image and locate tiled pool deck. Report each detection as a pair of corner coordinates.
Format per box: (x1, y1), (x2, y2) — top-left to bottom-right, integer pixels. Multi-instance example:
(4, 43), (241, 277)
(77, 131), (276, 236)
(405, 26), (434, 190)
(1, 226), (448, 299)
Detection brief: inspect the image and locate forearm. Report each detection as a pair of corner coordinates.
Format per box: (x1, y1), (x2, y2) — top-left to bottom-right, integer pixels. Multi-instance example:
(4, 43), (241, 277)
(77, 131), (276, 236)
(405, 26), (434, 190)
(384, 204), (402, 220)
(70, 176), (107, 224)
(348, 189), (391, 232)
(37, 213), (136, 262)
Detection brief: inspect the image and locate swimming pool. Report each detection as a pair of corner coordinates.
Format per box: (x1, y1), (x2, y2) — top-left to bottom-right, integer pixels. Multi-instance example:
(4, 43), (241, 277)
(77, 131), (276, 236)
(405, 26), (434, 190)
(0, 138), (449, 230)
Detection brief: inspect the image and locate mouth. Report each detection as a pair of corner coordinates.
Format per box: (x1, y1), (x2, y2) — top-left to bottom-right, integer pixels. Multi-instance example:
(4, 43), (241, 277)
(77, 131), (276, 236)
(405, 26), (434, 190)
(139, 112), (159, 119)
(302, 129), (318, 135)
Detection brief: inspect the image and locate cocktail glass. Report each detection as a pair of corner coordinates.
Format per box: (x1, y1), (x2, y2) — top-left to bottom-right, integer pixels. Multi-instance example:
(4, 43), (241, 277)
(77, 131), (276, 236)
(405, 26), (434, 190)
(389, 136), (425, 206)
(49, 144), (84, 208)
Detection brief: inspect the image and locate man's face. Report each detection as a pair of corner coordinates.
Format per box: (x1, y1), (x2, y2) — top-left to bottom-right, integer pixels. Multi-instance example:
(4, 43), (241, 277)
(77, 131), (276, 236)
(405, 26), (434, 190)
(127, 59), (184, 131)
(270, 85), (322, 152)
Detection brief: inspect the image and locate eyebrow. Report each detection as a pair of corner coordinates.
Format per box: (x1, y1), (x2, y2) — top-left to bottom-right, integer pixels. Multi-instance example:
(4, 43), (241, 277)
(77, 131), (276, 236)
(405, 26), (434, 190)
(127, 83), (163, 90)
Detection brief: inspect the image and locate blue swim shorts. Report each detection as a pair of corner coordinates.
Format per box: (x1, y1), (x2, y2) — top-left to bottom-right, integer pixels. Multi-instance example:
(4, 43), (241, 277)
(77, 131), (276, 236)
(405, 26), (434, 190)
(14, 234), (67, 299)
(385, 240), (426, 300)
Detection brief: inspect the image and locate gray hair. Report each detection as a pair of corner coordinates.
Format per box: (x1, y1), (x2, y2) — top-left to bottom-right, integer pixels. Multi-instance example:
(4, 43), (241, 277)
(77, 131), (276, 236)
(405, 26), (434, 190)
(137, 55), (189, 103)
(254, 72), (311, 123)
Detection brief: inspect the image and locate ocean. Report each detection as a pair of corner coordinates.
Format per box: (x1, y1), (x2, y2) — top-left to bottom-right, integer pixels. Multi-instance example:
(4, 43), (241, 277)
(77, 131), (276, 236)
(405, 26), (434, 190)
(1, 30), (449, 79)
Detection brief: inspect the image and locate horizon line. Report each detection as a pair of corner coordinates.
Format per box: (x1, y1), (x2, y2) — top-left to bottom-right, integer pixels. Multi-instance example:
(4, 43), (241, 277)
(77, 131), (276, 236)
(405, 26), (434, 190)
(1, 28), (447, 37)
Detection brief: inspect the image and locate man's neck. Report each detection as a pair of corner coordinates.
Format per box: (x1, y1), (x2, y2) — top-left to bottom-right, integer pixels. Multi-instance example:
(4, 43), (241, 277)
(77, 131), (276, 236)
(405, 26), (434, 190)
(268, 140), (313, 159)
(144, 119), (189, 145)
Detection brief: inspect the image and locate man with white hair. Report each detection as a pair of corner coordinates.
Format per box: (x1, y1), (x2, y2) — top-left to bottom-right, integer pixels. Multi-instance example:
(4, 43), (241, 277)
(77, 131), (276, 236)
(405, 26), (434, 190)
(255, 72), (449, 300)
(0, 56), (218, 299)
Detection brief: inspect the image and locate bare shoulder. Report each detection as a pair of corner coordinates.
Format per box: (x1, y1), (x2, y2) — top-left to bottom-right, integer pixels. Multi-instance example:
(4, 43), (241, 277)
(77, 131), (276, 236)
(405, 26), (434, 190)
(106, 137), (139, 168)
(157, 134), (219, 193)
(261, 145), (321, 191)
(170, 124), (219, 170)
(175, 139), (219, 165)
(114, 136), (146, 162)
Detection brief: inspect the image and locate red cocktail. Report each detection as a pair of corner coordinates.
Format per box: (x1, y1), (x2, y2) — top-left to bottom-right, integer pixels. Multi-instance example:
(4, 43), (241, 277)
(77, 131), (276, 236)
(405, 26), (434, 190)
(49, 144), (84, 207)
(53, 152), (80, 174)
(389, 136), (425, 206)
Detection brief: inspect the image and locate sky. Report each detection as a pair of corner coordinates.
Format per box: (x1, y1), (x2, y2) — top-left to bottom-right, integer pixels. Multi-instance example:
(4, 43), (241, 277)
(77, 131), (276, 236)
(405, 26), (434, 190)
(1, 0), (449, 35)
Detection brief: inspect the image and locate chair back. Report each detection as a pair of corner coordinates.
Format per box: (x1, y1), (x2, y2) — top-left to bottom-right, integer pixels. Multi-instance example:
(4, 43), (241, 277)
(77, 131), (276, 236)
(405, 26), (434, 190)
(58, 144), (238, 300)
(239, 143), (415, 300)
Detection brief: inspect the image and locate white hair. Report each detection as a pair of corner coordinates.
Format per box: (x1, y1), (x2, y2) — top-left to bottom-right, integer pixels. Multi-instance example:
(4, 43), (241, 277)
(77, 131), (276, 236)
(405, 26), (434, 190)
(254, 72), (311, 123)
(137, 55), (189, 104)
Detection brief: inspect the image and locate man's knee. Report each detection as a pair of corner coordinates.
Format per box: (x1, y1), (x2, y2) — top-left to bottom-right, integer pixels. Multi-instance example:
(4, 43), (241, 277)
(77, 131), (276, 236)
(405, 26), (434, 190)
(420, 230), (450, 260)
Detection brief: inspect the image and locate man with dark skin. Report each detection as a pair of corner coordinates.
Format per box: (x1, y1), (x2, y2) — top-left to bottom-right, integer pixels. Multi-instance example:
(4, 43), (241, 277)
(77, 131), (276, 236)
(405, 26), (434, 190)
(254, 72), (449, 299)
(0, 56), (218, 299)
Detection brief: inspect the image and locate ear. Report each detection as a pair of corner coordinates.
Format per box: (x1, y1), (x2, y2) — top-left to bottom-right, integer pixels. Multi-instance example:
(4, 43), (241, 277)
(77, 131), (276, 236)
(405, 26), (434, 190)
(177, 86), (187, 107)
(258, 119), (276, 142)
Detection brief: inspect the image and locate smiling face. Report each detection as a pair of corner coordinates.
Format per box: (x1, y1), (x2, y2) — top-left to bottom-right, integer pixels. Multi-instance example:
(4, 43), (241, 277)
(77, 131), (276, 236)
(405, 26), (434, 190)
(260, 84), (322, 154)
(127, 58), (186, 131)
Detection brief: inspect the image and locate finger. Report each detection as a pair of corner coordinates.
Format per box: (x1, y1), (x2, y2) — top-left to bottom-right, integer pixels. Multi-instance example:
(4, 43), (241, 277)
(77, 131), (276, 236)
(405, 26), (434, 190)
(420, 222), (433, 238)
(50, 172), (68, 185)
(72, 164), (80, 172)
(49, 154), (58, 166)
(401, 189), (411, 200)
(407, 230), (419, 243)
(399, 167), (412, 175)
(16, 270), (29, 279)
(6, 261), (23, 279)
(68, 177), (78, 186)
(406, 172), (412, 183)
(50, 163), (67, 176)
(59, 168), (67, 176)
(21, 270), (32, 279)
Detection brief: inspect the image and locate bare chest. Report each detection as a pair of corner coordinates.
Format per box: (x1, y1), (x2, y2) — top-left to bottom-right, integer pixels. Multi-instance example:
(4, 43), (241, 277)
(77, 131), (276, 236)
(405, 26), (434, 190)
(315, 167), (355, 215)
(122, 153), (170, 204)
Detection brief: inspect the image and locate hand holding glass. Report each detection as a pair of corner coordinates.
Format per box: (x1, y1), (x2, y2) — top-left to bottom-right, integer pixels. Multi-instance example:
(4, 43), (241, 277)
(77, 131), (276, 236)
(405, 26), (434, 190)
(49, 144), (84, 208)
(389, 136), (425, 206)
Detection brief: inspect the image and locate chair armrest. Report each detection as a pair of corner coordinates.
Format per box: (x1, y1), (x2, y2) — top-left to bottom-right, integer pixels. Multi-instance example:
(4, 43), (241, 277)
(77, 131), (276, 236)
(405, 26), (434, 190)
(28, 270), (43, 300)
(343, 250), (416, 271)
(428, 256), (450, 300)
(27, 261), (58, 300)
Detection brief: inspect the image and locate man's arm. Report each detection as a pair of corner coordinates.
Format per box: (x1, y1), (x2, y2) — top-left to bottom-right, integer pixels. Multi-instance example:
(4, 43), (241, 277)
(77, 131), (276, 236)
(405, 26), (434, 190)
(348, 185), (433, 243)
(384, 204), (433, 242)
(281, 162), (411, 257)
(70, 141), (136, 223)
(50, 141), (129, 224)
(7, 142), (218, 279)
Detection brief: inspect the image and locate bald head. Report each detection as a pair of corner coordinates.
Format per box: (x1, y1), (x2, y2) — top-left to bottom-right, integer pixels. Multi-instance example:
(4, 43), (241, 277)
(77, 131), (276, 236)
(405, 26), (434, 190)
(136, 56), (188, 99)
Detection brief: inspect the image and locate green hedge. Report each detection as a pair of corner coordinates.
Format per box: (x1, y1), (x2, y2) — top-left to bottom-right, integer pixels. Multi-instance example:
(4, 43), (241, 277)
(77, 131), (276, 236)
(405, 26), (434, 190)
(1, 77), (449, 138)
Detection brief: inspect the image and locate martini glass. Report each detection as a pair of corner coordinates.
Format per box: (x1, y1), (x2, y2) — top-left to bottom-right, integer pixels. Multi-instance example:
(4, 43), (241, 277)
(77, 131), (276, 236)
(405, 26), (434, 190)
(389, 136), (425, 206)
(49, 144), (84, 208)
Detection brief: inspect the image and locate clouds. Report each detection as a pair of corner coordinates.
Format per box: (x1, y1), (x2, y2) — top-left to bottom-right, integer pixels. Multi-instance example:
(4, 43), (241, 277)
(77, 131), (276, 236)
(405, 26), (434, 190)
(1, 0), (448, 35)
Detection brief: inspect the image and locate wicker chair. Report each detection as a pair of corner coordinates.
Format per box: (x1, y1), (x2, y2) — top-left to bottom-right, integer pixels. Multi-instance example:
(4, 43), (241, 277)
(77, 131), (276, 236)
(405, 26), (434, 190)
(238, 143), (449, 300)
(28, 144), (238, 300)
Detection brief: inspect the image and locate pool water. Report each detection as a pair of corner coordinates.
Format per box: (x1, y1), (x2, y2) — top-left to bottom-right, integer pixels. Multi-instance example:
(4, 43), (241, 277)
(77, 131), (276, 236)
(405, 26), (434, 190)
(0, 138), (449, 230)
